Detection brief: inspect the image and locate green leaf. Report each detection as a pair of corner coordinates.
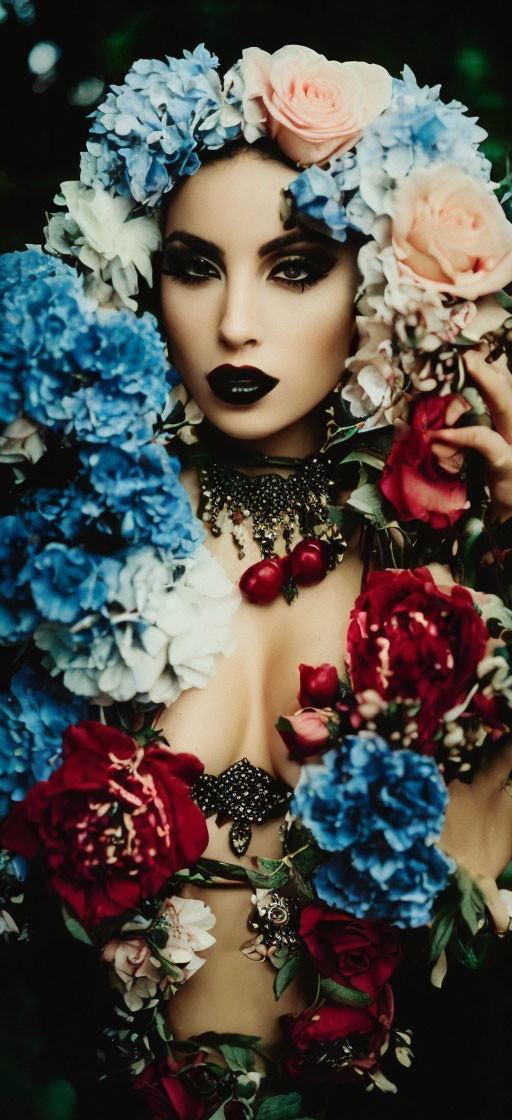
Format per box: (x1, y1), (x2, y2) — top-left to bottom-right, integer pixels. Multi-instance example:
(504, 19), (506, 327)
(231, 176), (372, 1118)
(325, 424), (362, 445)
(341, 449), (386, 470)
(256, 1093), (304, 1119)
(219, 1043), (255, 1073)
(196, 858), (250, 883)
(245, 858), (289, 890)
(62, 911), (93, 946)
(458, 872), (485, 936)
(320, 977), (372, 1007)
(274, 952), (302, 1001)
(429, 911), (456, 962)
(346, 483), (396, 530)
(496, 288), (512, 311)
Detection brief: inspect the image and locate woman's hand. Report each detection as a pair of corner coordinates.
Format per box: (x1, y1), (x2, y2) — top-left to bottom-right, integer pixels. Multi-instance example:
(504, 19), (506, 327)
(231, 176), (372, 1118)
(432, 343), (512, 518)
(431, 296), (512, 520)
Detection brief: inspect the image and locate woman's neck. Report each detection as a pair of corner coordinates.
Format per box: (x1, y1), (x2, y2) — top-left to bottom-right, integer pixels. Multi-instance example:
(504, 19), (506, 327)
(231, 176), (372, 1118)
(196, 411), (326, 476)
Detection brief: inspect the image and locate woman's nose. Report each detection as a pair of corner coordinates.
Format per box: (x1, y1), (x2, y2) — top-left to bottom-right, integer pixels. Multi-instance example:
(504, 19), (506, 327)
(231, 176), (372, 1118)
(217, 276), (261, 350)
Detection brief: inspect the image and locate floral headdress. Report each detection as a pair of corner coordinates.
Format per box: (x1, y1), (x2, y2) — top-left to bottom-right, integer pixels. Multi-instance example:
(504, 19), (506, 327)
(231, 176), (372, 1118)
(1, 41), (512, 1116)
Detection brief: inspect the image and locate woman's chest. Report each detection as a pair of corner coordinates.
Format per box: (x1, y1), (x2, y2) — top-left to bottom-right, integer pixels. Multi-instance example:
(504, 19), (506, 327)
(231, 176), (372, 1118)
(157, 540), (363, 786)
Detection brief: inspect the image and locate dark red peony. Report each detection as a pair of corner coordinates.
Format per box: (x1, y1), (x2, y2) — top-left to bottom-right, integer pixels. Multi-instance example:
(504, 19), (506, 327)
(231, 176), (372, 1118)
(346, 567), (489, 750)
(134, 1056), (206, 1120)
(300, 903), (401, 998)
(0, 721), (208, 926)
(379, 394), (470, 529)
(282, 984), (394, 1082)
(298, 662), (339, 708)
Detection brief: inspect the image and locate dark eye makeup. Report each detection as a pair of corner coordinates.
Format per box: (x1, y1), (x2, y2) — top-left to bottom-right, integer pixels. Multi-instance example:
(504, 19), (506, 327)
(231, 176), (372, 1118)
(161, 246), (337, 292)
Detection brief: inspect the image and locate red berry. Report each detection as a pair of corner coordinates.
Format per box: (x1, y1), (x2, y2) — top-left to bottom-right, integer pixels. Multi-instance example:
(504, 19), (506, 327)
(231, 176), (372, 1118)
(290, 538), (331, 586)
(239, 555), (290, 605)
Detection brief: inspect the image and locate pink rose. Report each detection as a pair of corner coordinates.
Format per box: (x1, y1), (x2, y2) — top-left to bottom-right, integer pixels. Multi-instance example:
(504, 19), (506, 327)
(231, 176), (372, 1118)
(241, 45), (392, 165)
(392, 165), (512, 299)
(101, 935), (162, 1011)
(277, 707), (332, 761)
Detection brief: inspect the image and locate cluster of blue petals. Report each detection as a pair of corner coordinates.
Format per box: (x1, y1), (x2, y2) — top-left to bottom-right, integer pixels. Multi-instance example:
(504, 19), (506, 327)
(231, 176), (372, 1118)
(0, 249), (178, 438)
(287, 155), (360, 243)
(0, 246), (202, 629)
(0, 664), (88, 817)
(81, 45), (241, 207)
(292, 733), (452, 927)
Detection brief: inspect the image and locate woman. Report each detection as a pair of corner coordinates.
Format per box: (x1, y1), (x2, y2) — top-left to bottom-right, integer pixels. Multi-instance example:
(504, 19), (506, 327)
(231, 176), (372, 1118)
(1, 43), (512, 1119)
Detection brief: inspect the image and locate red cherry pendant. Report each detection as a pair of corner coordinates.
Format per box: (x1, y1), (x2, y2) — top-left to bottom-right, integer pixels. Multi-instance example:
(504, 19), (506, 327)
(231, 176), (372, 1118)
(290, 538), (331, 585)
(239, 554), (291, 605)
(239, 539), (331, 605)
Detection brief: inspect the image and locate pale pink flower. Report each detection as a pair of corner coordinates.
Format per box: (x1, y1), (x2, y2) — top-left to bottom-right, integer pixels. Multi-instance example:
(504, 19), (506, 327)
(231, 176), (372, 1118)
(101, 895), (216, 1010)
(392, 165), (512, 299)
(240, 45), (391, 165)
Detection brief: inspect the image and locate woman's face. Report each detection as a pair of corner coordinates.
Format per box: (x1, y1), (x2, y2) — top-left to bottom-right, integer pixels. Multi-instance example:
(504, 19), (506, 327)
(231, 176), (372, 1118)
(161, 151), (358, 456)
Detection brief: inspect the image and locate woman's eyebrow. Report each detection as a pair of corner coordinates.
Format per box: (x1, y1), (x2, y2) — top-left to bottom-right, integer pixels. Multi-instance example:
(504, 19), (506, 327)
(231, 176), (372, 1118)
(164, 231), (224, 261)
(164, 229), (331, 261)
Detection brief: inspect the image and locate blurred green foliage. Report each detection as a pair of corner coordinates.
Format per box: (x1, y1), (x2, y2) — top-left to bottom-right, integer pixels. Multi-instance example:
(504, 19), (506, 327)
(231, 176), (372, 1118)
(0, 0), (511, 251)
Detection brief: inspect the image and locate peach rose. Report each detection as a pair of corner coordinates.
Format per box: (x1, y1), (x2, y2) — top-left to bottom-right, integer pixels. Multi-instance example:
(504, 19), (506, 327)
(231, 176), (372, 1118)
(392, 165), (512, 299)
(240, 45), (392, 165)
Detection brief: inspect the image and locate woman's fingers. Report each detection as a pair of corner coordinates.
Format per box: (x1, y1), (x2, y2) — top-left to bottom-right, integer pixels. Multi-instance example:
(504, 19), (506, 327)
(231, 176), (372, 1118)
(432, 425), (512, 514)
(464, 346), (512, 444)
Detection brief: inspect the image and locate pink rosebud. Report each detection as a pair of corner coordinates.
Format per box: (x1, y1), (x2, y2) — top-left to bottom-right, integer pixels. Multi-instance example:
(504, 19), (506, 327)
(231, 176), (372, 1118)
(239, 554), (291, 604)
(290, 538), (331, 586)
(277, 707), (332, 761)
(298, 662), (339, 708)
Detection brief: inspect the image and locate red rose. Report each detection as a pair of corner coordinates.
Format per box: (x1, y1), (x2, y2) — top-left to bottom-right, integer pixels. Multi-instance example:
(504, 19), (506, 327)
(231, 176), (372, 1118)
(239, 554), (291, 604)
(298, 663), (339, 708)
(134, 1057), (205, 1120)
(300, 903), (400, 998)
(380, 395), (470, 529)
(290, 538), (331, 585)
(282, 984), (394, 1082)
(277, 708), (332, 761)
(347, 567), (488, 750)
(0, 721), (208, 926)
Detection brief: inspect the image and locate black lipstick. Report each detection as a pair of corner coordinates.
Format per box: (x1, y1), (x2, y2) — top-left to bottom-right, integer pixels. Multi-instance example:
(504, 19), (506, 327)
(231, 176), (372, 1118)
(207, 365), (279, 405)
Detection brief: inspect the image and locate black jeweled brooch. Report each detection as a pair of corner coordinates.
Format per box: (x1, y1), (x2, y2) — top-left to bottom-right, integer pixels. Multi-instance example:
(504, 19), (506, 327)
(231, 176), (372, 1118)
(191, 757), (292, 857)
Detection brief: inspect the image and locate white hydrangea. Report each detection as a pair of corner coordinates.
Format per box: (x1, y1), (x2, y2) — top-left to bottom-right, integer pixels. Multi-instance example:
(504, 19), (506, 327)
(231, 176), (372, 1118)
(44, 180), (161, 310)
(34, 545), (240, 705)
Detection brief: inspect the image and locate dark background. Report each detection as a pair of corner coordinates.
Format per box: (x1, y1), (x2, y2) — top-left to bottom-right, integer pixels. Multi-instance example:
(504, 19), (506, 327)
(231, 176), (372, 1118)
(1, 3), (512, 1117)
(0, 0), (511, 253)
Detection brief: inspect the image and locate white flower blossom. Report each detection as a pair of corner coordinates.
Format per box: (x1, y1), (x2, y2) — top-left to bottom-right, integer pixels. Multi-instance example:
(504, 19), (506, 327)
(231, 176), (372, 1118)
(35, 545), (240, 705)
(44, 180), (161, 310)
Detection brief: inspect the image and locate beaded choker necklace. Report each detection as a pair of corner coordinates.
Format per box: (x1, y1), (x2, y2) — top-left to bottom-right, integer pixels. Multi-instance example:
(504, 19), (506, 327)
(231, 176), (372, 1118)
(197, 452), (347, 605)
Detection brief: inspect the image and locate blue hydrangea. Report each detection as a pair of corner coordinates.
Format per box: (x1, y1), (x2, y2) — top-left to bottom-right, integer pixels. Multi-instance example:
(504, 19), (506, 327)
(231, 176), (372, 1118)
(314, 840), (451, 928)
(0, 663), (88, 818)
(292, 734), (452, 928)
(83, 443), (203, 555)
(355, 66), (490, 217)
(24, 544), (122, 626)
(0, 247), (181, 453)
(81, 45), (241, 207)
(67, 309), (179, 449)
(0, 513), (44, 644)
(287, 154), (360, 242)
(0, 249), (95, 427)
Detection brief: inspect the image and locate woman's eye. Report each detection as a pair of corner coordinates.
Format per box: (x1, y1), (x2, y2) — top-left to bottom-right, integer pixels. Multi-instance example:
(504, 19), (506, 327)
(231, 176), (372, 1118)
(162, 253), (220, 283)
(270, 256), (333, 291)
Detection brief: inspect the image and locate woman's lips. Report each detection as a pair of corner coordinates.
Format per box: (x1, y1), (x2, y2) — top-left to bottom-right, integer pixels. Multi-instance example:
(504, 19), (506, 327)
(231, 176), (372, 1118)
(206, 365), (279, 405)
